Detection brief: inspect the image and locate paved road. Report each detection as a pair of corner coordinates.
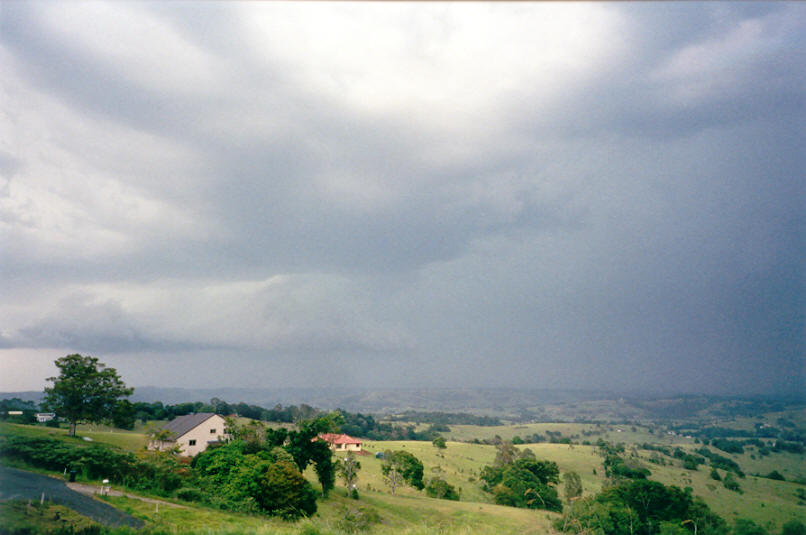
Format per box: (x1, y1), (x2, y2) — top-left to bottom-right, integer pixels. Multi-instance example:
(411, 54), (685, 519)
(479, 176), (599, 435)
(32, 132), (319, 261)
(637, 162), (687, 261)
(0, 465), (143, 528)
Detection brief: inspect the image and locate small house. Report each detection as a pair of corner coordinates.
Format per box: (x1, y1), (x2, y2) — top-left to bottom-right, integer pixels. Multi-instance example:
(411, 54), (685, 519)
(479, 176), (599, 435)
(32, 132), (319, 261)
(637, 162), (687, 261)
(35, 412), (56, 422)
(316, 433), (363, 452)
(149, 413), (229, 457)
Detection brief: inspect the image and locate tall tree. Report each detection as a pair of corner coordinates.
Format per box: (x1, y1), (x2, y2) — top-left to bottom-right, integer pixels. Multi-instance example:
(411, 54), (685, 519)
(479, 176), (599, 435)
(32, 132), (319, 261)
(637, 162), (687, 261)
(563, 471), (583, 502)
(337, 451), (361, 493)
(382, 450), (425, 491)
(43, 354), (133, 436)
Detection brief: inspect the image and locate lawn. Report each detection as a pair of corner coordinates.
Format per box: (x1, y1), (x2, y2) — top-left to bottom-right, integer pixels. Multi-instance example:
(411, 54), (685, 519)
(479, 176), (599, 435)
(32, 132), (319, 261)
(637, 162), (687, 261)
(0, 422), (148, 452)
(100, 486), (554, 535)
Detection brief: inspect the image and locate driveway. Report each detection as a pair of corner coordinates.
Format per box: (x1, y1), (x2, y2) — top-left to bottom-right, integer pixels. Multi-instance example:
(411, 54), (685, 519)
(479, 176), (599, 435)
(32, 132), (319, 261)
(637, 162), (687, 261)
(0, 465), (143, 528)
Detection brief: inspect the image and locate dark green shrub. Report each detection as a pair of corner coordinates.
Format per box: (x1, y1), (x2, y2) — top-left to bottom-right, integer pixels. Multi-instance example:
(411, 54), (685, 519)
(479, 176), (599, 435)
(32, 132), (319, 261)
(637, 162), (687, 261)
(174, 487), (204, 502)
(254, 460), (317, 519)
(723, 473), (742, 493)
(782, 520), (806, 535)
(426, 478), (460, 500)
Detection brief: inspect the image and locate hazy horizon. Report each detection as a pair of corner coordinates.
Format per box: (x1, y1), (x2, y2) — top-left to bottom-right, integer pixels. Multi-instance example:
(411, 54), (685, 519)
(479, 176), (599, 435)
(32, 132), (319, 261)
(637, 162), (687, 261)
(1, 3), (803, 396)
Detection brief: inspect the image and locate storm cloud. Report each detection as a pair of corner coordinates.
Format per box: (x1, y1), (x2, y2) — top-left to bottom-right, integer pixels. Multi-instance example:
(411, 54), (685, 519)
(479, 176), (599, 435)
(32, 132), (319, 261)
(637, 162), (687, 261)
(1, 2), (803, 395)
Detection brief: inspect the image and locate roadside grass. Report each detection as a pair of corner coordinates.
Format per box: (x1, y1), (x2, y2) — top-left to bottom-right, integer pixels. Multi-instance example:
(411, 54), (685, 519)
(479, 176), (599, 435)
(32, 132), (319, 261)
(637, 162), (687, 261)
(0, 500), (100, 533)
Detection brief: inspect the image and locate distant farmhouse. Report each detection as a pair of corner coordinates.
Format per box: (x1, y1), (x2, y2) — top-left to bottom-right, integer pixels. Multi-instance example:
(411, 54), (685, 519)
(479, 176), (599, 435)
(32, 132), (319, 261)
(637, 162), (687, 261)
(35, 412), (56, 422)
(149, 413), (229, 456)
(317, 433), (363, 453)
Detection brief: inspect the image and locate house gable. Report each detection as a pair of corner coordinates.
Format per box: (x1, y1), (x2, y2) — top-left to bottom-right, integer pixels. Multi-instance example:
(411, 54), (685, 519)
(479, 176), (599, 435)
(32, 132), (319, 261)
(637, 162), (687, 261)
(150, 413), (229, 456)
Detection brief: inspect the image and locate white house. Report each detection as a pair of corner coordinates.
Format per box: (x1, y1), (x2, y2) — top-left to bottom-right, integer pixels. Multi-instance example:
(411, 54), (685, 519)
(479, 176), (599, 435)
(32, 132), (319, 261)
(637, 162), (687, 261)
(35, 412), (56, 422)
(149, 413), (229, 457)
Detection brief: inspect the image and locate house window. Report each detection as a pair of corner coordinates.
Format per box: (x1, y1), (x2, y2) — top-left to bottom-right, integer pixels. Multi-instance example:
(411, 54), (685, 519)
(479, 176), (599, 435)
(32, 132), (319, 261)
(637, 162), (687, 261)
(210, 429), (216, 434)
(189, 439), (197, 446)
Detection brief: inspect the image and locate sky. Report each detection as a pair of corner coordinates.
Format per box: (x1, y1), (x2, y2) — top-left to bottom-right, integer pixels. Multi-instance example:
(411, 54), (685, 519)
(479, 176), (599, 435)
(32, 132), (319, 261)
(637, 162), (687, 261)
(1, 2), (803, 396)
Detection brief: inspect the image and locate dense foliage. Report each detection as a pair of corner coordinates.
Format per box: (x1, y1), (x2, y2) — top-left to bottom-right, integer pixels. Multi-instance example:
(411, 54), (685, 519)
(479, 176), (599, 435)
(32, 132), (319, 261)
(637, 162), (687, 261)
(0, 398), (38, 424)
(0, 436), (183, 495)
(558, 479), (727, 535)
(480, 443), (562, 512)
(425, 477), (460, 500)
(598, 441), (651, 481)
(191, 441), (316, 518)
(695, 447), (745, 477)
(381, 450), (425, 491)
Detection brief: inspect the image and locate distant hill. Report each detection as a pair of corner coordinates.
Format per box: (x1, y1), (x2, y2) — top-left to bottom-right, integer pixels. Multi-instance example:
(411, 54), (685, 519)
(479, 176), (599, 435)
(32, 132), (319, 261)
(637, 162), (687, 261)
(0, 386), (618, 414)
(3, 387), (801, 420)
(126, 386), (623, 414)
(0, 391), (44, 404)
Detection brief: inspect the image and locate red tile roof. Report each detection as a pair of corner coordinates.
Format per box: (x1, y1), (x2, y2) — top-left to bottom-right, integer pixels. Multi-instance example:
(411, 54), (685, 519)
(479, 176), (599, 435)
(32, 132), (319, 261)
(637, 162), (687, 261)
(316, 433), (362, 445)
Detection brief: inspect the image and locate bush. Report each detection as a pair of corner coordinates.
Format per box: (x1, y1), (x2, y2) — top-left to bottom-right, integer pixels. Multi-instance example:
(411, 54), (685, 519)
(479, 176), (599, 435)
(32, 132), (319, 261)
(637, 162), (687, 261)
(484, 458), (562, 512)
(334, 506), (381, 533)
(255, 460), (317, 519)
(722, 473), (742, 493)
(174, 487), (204, 502)
(782, 520), (806, 535)
(732, 518), (768, 535)
(425, 478), (460, 500)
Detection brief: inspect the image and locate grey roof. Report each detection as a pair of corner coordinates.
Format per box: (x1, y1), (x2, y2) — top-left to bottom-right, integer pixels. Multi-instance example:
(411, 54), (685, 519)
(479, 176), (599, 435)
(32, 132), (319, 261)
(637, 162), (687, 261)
(161, 413), (219, 439)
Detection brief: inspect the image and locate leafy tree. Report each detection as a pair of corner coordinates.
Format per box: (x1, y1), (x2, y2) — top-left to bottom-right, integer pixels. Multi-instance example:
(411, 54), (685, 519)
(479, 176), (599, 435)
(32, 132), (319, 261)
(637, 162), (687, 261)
(558, 480), (727, 535)
(382, 450), (424, 492)
(43, 354), (133, 436)
(111, 399), (136, 430)
(563, 471), (583, 502)
(722, 473), (742, 493)
(732, 519), (768, 535)
(604, 453), (651, 480)
(337, 451), (361, 492)
(381, 456), (403, 494)
(433, 436), (447, 449)
(285, 413), (341, 496)
(148, 427), (178, 453)
(481, 457), (562, 512)
(426, 477), (459, 500)
(255, 459), (318, 519)
(781, 520), (806, 535)
(192, 441), (317, 518)
(495, 441), (520, 467)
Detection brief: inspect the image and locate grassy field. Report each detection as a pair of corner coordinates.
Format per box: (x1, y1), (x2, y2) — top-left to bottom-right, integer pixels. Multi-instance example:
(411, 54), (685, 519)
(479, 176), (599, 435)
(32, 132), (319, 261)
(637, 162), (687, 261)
(625, 443), (805, 529)
(97, 486), (554, 535)
(0, 501), (102, 533)
(442, 421), (699, 448)
(0, 422), (148, 452)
